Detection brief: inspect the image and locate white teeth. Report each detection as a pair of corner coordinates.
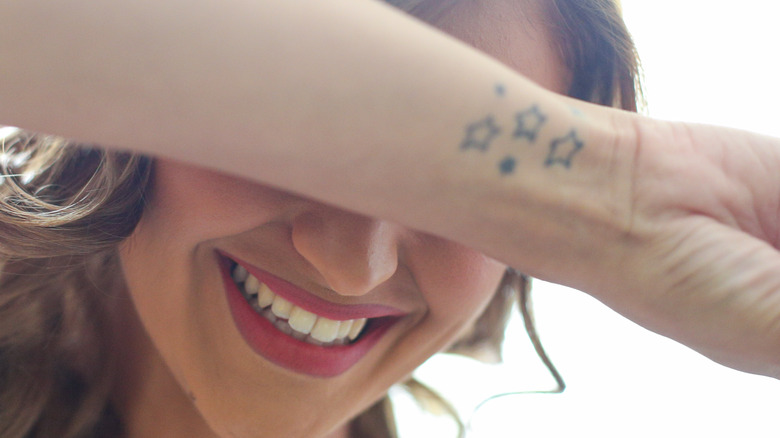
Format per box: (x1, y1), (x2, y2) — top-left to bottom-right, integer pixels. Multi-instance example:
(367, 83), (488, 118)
(348, 318), (367, 341)
(232, 264), (371, 345)
(256, 282), (275, 308)
(232, 264), (249, 283)
(288, 307), (317, 335)
(337, 320), (353, 339)
(310, 318), (341, 343)
(271, 296), (294, 319)
(244, 275), (260, 295)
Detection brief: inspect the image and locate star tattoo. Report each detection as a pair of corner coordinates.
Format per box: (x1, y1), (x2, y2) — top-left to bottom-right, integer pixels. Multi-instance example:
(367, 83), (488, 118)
(513, 105), (547, 142)
(495, 83), (506, 97)
(545, 130), (584, 168)
(460, 116), (501, 152)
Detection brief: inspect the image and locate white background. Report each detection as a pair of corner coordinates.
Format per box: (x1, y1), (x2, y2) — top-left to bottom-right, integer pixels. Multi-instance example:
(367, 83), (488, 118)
(397, 2), (780, 436)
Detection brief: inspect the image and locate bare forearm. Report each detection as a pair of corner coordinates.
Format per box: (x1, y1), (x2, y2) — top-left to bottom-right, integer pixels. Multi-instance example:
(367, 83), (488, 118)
(7, 0), (780, 378)
(0, 0), (634, 287)
(1, 0), (534, 151)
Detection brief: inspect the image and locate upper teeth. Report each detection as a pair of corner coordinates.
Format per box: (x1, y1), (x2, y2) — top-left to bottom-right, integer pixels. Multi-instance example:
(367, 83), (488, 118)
(232, 264), (367, 346)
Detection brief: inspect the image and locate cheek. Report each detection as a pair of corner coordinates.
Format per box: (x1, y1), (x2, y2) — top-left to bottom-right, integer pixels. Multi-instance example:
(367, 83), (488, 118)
(116, 163), (274, 370)
(140, 163), (289, 245)
(379, 240), (505, 376)
(411, 238), (506, 331)
(116, 162), (293, 389)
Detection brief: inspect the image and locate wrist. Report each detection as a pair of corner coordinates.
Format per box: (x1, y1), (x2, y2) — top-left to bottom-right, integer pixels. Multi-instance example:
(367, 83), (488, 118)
(486, 99), (640, 290)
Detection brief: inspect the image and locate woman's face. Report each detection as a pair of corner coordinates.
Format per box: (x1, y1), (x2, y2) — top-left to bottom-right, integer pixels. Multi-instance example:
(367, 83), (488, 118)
(118, 1), (568, 437)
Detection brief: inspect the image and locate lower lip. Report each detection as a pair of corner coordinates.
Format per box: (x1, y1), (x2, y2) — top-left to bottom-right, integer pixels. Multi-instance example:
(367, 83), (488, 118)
(217, 254), (397, 378)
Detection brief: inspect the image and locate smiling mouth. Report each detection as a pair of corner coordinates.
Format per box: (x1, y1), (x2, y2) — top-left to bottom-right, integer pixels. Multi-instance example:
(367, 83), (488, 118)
(217, 251), (403, 377)
(229, 262), (368, 347)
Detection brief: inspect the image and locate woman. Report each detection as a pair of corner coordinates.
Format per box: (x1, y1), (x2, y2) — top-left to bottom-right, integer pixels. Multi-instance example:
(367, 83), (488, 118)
(1, 0), (778, 437)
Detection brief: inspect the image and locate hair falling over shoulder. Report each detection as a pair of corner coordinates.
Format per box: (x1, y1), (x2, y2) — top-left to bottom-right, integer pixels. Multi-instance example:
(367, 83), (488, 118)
(0, 0), (641, 437)
(0, 131), (151, 438)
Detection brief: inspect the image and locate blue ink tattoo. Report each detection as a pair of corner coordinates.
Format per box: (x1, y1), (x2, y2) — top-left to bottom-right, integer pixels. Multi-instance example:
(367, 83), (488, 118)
(499, 156), (517, 175)
(513, 105), (547, 142)
(545, 130), (584, 168)
(460, 116), (501, 152)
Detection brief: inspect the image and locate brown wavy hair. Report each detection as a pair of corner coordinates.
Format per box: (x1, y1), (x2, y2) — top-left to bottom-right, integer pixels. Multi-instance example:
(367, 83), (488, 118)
(0, 137), (151, 437)
(0, 1), (641, 437)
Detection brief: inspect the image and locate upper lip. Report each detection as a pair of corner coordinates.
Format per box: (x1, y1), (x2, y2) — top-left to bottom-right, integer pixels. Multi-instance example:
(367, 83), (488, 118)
(218, 250), (407, 321)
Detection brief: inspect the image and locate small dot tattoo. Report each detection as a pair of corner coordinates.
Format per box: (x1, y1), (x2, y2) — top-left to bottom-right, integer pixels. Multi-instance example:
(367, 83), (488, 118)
(499, 156), (517, 175)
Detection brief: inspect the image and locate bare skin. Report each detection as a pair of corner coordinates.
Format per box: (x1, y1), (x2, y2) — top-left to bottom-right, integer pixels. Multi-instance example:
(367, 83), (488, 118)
(104, 1), (569, 437)
(1, 3), (780, 438)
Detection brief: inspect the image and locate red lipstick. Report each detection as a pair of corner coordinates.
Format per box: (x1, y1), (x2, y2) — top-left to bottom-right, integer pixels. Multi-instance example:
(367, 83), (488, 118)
(216, 252), (402, 377)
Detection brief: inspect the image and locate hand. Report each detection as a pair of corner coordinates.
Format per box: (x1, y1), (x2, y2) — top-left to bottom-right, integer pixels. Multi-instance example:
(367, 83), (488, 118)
(588, 117), (780, 378)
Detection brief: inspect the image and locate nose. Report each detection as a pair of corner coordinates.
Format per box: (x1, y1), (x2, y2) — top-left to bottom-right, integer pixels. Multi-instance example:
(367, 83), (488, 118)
(291, 210), (400, 296)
